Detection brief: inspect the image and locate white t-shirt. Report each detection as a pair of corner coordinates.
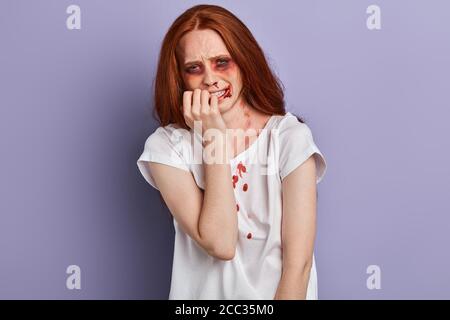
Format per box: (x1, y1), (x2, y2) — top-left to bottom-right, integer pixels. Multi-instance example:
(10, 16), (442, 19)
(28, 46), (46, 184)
(137, 111), (327, 299)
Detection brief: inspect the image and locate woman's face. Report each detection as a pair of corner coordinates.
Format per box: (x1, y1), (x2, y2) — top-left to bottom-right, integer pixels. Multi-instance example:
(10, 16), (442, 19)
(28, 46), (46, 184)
(177, 29), (243, 113)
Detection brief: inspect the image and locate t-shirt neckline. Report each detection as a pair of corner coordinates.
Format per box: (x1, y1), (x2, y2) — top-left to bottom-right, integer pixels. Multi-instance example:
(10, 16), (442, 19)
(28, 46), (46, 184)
(229, 112), (286, 163)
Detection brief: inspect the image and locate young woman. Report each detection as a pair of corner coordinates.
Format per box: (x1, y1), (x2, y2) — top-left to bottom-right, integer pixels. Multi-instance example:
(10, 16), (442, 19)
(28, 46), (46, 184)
(137, 4), (327, 300)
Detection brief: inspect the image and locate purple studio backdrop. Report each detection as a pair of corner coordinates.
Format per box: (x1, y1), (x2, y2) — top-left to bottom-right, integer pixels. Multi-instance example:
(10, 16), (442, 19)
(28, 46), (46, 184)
(0, 0), (449, 299)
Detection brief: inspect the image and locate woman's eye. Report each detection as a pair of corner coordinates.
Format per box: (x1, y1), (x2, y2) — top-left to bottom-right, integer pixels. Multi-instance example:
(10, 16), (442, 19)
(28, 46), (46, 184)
(187, 65), (199, 72)
(216, 59), (228, 67)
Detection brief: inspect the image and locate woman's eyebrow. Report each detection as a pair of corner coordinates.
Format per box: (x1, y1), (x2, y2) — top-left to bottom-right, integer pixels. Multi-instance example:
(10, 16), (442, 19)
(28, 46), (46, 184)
(184, 55), (230, 65)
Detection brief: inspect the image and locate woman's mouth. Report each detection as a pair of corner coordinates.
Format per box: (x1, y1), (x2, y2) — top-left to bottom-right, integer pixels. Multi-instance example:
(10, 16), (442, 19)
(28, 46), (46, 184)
(210, 85), (231, 102)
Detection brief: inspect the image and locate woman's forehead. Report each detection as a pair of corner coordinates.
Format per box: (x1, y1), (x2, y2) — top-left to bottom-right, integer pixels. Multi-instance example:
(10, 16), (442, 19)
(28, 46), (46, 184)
(179, 29), (230, 62)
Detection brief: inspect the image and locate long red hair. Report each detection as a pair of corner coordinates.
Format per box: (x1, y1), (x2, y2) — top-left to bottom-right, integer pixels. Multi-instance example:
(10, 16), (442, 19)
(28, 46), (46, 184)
(152, 4), (303, 129)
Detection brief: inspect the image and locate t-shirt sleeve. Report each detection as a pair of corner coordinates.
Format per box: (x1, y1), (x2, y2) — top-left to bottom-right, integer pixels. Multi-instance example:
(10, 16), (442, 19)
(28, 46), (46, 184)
(278, 118), (327, 184)
(136, 127), (191, 190)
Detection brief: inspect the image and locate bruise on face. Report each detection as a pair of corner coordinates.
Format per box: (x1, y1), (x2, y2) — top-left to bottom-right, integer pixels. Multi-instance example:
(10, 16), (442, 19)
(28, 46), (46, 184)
(182, 55), (237, 78)
(177, 29), (241, 93)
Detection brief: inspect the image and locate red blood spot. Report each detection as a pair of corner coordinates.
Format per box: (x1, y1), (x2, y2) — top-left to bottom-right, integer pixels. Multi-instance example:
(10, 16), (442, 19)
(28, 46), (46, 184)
(232, 175), (240, 189)
(247, 232), (252, 239)
(242, 183), (248, 192)
(237, 162), (247, 178)
(236, 204), (239, 212)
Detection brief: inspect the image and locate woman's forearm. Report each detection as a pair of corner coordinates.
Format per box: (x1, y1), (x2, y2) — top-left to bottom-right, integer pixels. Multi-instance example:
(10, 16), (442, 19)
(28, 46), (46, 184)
(198, 136), (238, 259)
(274, 264), (312, 300)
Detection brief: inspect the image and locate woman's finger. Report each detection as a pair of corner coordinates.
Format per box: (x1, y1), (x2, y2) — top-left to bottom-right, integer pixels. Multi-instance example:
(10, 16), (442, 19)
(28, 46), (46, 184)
(210, 93), (218, 114)
(183, 90), (193, 118)
(201, 89), (210, 115)
(191, 88), (201, 119)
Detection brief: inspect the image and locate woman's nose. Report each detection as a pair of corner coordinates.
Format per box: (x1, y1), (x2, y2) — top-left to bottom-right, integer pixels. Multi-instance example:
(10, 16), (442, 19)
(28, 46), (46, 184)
(203, 67), (219, 88)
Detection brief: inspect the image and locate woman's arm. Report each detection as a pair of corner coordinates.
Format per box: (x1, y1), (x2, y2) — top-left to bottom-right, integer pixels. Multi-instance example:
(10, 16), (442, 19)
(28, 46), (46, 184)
(200, 135), (239, 259)
(274, 155), (317, 299)
(148, 137), (238, 260)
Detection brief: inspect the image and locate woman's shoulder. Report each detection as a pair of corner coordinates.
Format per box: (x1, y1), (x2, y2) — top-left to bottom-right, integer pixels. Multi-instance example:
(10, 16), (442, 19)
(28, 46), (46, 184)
(137, 123), (192, 189)
(272, 112), (314, 138)
(145, 123), (192, 146)
(150, 122), (189, 136)
(139, 123), (194, 167)
(272, 112), (327, 183)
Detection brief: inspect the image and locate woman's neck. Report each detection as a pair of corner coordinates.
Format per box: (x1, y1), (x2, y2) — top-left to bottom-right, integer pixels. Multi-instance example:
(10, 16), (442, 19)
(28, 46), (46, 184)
(220, 97), (271, 156)
(221, 98), (267, 132)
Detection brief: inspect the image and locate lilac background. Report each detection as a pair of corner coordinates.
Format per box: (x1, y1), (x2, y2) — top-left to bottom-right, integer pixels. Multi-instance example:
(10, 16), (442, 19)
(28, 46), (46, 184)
(1, 0), (449, 299)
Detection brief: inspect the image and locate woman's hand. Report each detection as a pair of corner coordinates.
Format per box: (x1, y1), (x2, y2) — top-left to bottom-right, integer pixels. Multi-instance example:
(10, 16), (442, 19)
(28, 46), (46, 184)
(182, 89), (228, 135)
(183, 88), (231, 163)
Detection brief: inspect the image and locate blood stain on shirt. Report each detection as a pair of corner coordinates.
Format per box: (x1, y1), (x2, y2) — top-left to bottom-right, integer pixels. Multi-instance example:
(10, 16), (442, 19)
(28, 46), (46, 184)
(246, 232), (252, 239)
(237, 162), (247, 178)
(236, 204), (239, 212)
(243, 183), (248, 192)
(232, 162), (248, 190)
(232, 175), (238, 189)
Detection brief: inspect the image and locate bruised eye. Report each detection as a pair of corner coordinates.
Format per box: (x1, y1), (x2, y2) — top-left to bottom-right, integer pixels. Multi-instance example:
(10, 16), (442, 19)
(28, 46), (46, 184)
(185, 58), (229, 73)
(186, 65), (200, 72)
(216, 59), (229, 67)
